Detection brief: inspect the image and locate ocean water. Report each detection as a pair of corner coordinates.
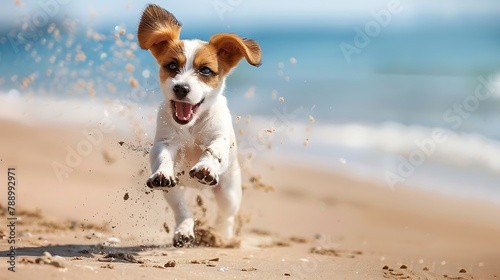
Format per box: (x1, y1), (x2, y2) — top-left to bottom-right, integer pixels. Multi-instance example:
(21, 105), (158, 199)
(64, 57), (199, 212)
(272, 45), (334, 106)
(1, 13), (500, 202)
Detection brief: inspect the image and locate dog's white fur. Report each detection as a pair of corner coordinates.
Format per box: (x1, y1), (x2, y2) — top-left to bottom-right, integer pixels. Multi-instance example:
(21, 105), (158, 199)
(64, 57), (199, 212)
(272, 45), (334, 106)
(137, 4), (261, 247)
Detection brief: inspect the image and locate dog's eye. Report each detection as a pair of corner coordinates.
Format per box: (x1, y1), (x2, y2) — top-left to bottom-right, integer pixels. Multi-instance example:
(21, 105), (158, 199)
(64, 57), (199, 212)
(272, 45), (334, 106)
(165, 62), (178, 71)
(199, 67), (213, 76)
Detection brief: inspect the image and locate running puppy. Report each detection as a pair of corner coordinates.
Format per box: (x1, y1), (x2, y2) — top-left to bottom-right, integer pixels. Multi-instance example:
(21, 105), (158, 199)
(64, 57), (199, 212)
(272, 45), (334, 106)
(137, 4), (261, 247)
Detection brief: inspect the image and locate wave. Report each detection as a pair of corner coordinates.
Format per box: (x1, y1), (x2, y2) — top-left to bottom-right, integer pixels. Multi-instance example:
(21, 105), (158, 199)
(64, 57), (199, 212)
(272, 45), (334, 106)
(240, 115), (500, 203)
(2, 93), (499, 202)
(0, 91), (157, 133)
(242, 114), (500, 173)
(4, 93), (499, 173)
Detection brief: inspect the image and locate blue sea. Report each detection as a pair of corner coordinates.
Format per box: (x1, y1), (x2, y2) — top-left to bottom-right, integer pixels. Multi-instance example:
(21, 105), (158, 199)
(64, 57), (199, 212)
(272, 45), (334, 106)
(1, 10), (500, 202)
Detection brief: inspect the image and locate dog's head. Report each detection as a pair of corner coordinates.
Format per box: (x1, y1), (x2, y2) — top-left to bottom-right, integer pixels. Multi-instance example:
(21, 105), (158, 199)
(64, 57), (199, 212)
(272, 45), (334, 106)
(137, 4), (261, 126)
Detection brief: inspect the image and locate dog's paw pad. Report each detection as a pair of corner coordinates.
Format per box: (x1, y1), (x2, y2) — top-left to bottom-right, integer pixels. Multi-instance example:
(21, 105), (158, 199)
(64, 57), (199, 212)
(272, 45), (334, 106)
(173, 231), (195, 248)
(189, 166), (218, 186)
(146, 172), (178, 188)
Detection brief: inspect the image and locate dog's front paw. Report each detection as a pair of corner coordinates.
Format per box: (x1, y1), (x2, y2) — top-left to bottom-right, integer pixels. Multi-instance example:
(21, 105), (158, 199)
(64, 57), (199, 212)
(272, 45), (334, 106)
(173, 229), (194, 248)
(146, 171), (177, 188)
(189, 164), (219, 186)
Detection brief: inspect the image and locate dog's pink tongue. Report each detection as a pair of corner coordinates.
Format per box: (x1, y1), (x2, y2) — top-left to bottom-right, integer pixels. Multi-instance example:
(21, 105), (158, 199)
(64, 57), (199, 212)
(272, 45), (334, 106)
(175, 102), (193, 121)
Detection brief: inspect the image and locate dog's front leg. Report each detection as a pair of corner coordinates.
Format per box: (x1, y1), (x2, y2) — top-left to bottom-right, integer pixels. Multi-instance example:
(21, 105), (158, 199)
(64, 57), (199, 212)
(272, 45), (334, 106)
(147, 141), (178, 188)
(189, 138), (230, 186)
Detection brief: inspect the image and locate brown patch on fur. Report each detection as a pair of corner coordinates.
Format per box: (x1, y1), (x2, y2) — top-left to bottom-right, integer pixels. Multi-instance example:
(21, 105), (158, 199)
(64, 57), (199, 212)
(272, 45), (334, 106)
(193, 43), (221, 88)
(157, 41), (185, 81)
(209, 33), (262, 74)
(137, 4), (182, 59)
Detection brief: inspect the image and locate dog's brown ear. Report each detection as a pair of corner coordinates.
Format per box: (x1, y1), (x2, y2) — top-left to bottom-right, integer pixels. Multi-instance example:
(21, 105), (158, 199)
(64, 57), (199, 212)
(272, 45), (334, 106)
(137, 4), (181, 58)
(209, 33), (262, 74)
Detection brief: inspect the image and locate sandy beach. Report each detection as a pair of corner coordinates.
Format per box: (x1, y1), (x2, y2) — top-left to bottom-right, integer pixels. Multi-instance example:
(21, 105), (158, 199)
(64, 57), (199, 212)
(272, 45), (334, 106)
(1, 0), (500, 279)
(0, 118), (499, 280)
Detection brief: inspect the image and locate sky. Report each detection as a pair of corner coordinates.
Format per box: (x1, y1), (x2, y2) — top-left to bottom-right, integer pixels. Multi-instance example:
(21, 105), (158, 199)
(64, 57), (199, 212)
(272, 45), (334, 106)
(2, 0), (500, 29)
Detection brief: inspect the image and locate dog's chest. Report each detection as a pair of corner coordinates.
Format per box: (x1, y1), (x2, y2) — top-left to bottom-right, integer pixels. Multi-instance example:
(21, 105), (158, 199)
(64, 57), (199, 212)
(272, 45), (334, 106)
(175, 142), (202, 167)
(171, 130), (210, 168)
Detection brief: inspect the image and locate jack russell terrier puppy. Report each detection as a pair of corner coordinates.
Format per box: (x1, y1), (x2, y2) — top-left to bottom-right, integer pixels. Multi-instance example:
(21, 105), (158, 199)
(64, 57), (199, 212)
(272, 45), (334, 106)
(137, 4), (261, 247)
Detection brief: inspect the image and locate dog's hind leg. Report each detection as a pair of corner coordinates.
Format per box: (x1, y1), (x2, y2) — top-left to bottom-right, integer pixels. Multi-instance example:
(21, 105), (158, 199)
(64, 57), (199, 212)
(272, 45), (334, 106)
(163, 187), (194, 247)
(212, 163), (242, 240)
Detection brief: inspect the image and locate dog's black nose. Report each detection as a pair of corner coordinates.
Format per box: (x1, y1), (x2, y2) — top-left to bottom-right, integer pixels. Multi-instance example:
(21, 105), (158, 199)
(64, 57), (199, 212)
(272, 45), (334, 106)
(173, 84), (190, 99)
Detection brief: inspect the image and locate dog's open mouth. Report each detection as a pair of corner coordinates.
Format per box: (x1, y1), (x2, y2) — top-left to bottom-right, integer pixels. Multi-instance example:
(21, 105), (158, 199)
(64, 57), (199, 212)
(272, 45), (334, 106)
(171, 99), (204, 125)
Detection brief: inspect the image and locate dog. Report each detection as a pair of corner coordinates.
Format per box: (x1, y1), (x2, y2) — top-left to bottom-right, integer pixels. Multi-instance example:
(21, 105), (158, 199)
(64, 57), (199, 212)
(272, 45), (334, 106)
(137, 4), (261, 247)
